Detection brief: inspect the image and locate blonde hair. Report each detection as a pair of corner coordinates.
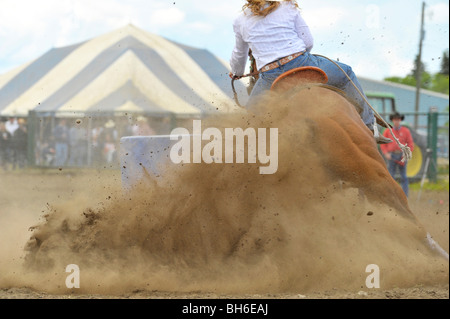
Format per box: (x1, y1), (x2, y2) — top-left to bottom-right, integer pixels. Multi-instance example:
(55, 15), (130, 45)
(243, 0), (299, 17)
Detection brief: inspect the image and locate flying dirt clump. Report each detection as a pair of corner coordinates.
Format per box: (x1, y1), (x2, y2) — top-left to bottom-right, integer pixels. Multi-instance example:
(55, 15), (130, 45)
(19, 86), (449, 295)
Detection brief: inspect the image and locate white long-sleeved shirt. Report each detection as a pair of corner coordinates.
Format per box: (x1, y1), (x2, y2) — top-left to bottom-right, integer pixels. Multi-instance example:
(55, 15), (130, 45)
(230, 2), (313, 76)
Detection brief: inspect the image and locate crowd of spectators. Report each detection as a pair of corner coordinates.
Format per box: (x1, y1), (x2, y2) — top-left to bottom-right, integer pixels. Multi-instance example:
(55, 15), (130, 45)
(31, 115), (169, 168)
(1, 115), (176, 170)
(1, 115), (174, 169)
(0, 117), (28, 171)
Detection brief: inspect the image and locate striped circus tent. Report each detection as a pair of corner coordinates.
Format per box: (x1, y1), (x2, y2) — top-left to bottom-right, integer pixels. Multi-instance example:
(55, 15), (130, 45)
(0, 24), (246, 118)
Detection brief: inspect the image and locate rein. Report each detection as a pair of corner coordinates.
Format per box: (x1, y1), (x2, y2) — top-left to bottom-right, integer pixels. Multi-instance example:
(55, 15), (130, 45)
(231, 71), (259, 108)
(231, 49), (260, 108)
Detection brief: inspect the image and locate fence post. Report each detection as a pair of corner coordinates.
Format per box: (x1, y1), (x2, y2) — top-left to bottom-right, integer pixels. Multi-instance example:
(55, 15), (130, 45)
(427, 107), (438, 183)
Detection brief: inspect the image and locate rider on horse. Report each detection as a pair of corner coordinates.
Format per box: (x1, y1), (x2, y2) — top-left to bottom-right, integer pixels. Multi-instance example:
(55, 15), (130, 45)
(229, 0), (392, 145)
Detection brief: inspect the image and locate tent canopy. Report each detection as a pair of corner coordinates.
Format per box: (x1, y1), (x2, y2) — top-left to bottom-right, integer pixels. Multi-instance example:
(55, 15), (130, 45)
(0, 24), (245, 118)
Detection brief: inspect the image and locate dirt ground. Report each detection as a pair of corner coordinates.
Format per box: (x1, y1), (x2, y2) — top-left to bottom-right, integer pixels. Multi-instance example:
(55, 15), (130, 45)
(0, 169), (448, 299)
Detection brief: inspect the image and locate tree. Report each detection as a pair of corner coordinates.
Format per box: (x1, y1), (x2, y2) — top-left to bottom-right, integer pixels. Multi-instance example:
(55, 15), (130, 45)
(384, 50), (449, 94)
(431, 73), (449, 95)
(384, 75), (416, 87)
(385, 72), (431, 90)
(440, 49), (449, 75)
(411, 54), (427, 80)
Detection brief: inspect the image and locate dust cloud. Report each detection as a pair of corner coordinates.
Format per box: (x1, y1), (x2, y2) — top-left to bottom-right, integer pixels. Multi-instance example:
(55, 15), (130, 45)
(1, 86), (448, 295)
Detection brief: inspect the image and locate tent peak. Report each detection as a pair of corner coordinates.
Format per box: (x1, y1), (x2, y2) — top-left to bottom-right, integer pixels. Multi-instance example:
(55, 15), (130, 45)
(115, 23), (147, 35)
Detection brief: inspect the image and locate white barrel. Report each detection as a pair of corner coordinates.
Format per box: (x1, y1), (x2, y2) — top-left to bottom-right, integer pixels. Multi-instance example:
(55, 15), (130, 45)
(119, 135), (181, 190)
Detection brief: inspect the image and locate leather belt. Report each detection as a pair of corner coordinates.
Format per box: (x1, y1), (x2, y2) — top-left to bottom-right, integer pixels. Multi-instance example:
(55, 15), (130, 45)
(260, 50), (306, 73)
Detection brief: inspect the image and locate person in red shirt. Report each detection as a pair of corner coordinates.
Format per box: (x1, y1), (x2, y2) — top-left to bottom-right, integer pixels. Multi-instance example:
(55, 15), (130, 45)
(380, 112), (414, 197)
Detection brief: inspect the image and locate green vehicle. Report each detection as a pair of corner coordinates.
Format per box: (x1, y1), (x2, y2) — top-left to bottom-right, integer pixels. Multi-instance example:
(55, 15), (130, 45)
(366, 92), (428, 181)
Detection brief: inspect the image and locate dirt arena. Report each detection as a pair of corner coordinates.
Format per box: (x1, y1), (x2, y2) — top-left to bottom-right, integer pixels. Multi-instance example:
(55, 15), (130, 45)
(0, 89), (448, 300)
(0, 169), (448, 299)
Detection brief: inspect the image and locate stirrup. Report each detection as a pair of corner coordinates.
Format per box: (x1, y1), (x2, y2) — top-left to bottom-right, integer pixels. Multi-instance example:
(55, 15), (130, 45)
(372, 123), (392, 144)
(375, 135), (393, 144)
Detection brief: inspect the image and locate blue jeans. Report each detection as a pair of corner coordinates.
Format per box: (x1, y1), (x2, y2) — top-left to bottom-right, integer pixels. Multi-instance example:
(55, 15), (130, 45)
(388, 153), (409, 197)
(247, 52), (375, 130)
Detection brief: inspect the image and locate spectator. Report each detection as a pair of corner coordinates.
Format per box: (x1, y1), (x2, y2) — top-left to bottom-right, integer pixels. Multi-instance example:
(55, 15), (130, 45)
(12, 118), (28, 169)
(102, 120), (118, 164)
(5, 117), (18, 136)
(91, 123), (105, 165)
(41, 137), (56, 166)
(53, 119), (69, 167)
(380, 112), (414, 197)
(102, 132), (116, 164)
(68, 120), (87, 167)
(158, 116), (172, 135)
(132, 116), (156, 136)
(0, 122), (13, 170)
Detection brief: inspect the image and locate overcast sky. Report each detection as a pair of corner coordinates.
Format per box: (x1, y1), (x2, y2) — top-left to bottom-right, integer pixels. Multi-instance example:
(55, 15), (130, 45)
(0, 0), (448, 81)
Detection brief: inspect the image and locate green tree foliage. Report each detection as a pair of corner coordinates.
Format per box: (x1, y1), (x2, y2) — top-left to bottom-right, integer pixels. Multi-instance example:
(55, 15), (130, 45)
(411, 54), (426, 80)
(384, 72), (433, 90)
(440, 49), (449, 75)
(384, 50), (449, 95)
(384, 75), (416, 87)
(431, 73), (449, 95)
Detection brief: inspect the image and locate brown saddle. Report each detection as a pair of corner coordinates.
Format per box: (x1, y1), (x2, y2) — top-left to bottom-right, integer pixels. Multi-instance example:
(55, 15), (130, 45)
(271, 66), (328, 92)
(270, 66), (390, 128)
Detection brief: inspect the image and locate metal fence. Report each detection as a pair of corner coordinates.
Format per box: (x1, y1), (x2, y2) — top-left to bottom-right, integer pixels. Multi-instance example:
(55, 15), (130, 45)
(380, 110), (449, 159)
(25, 111), (200, 169)
(1, 109), (448, 177)
(376, 108), (448, 183)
